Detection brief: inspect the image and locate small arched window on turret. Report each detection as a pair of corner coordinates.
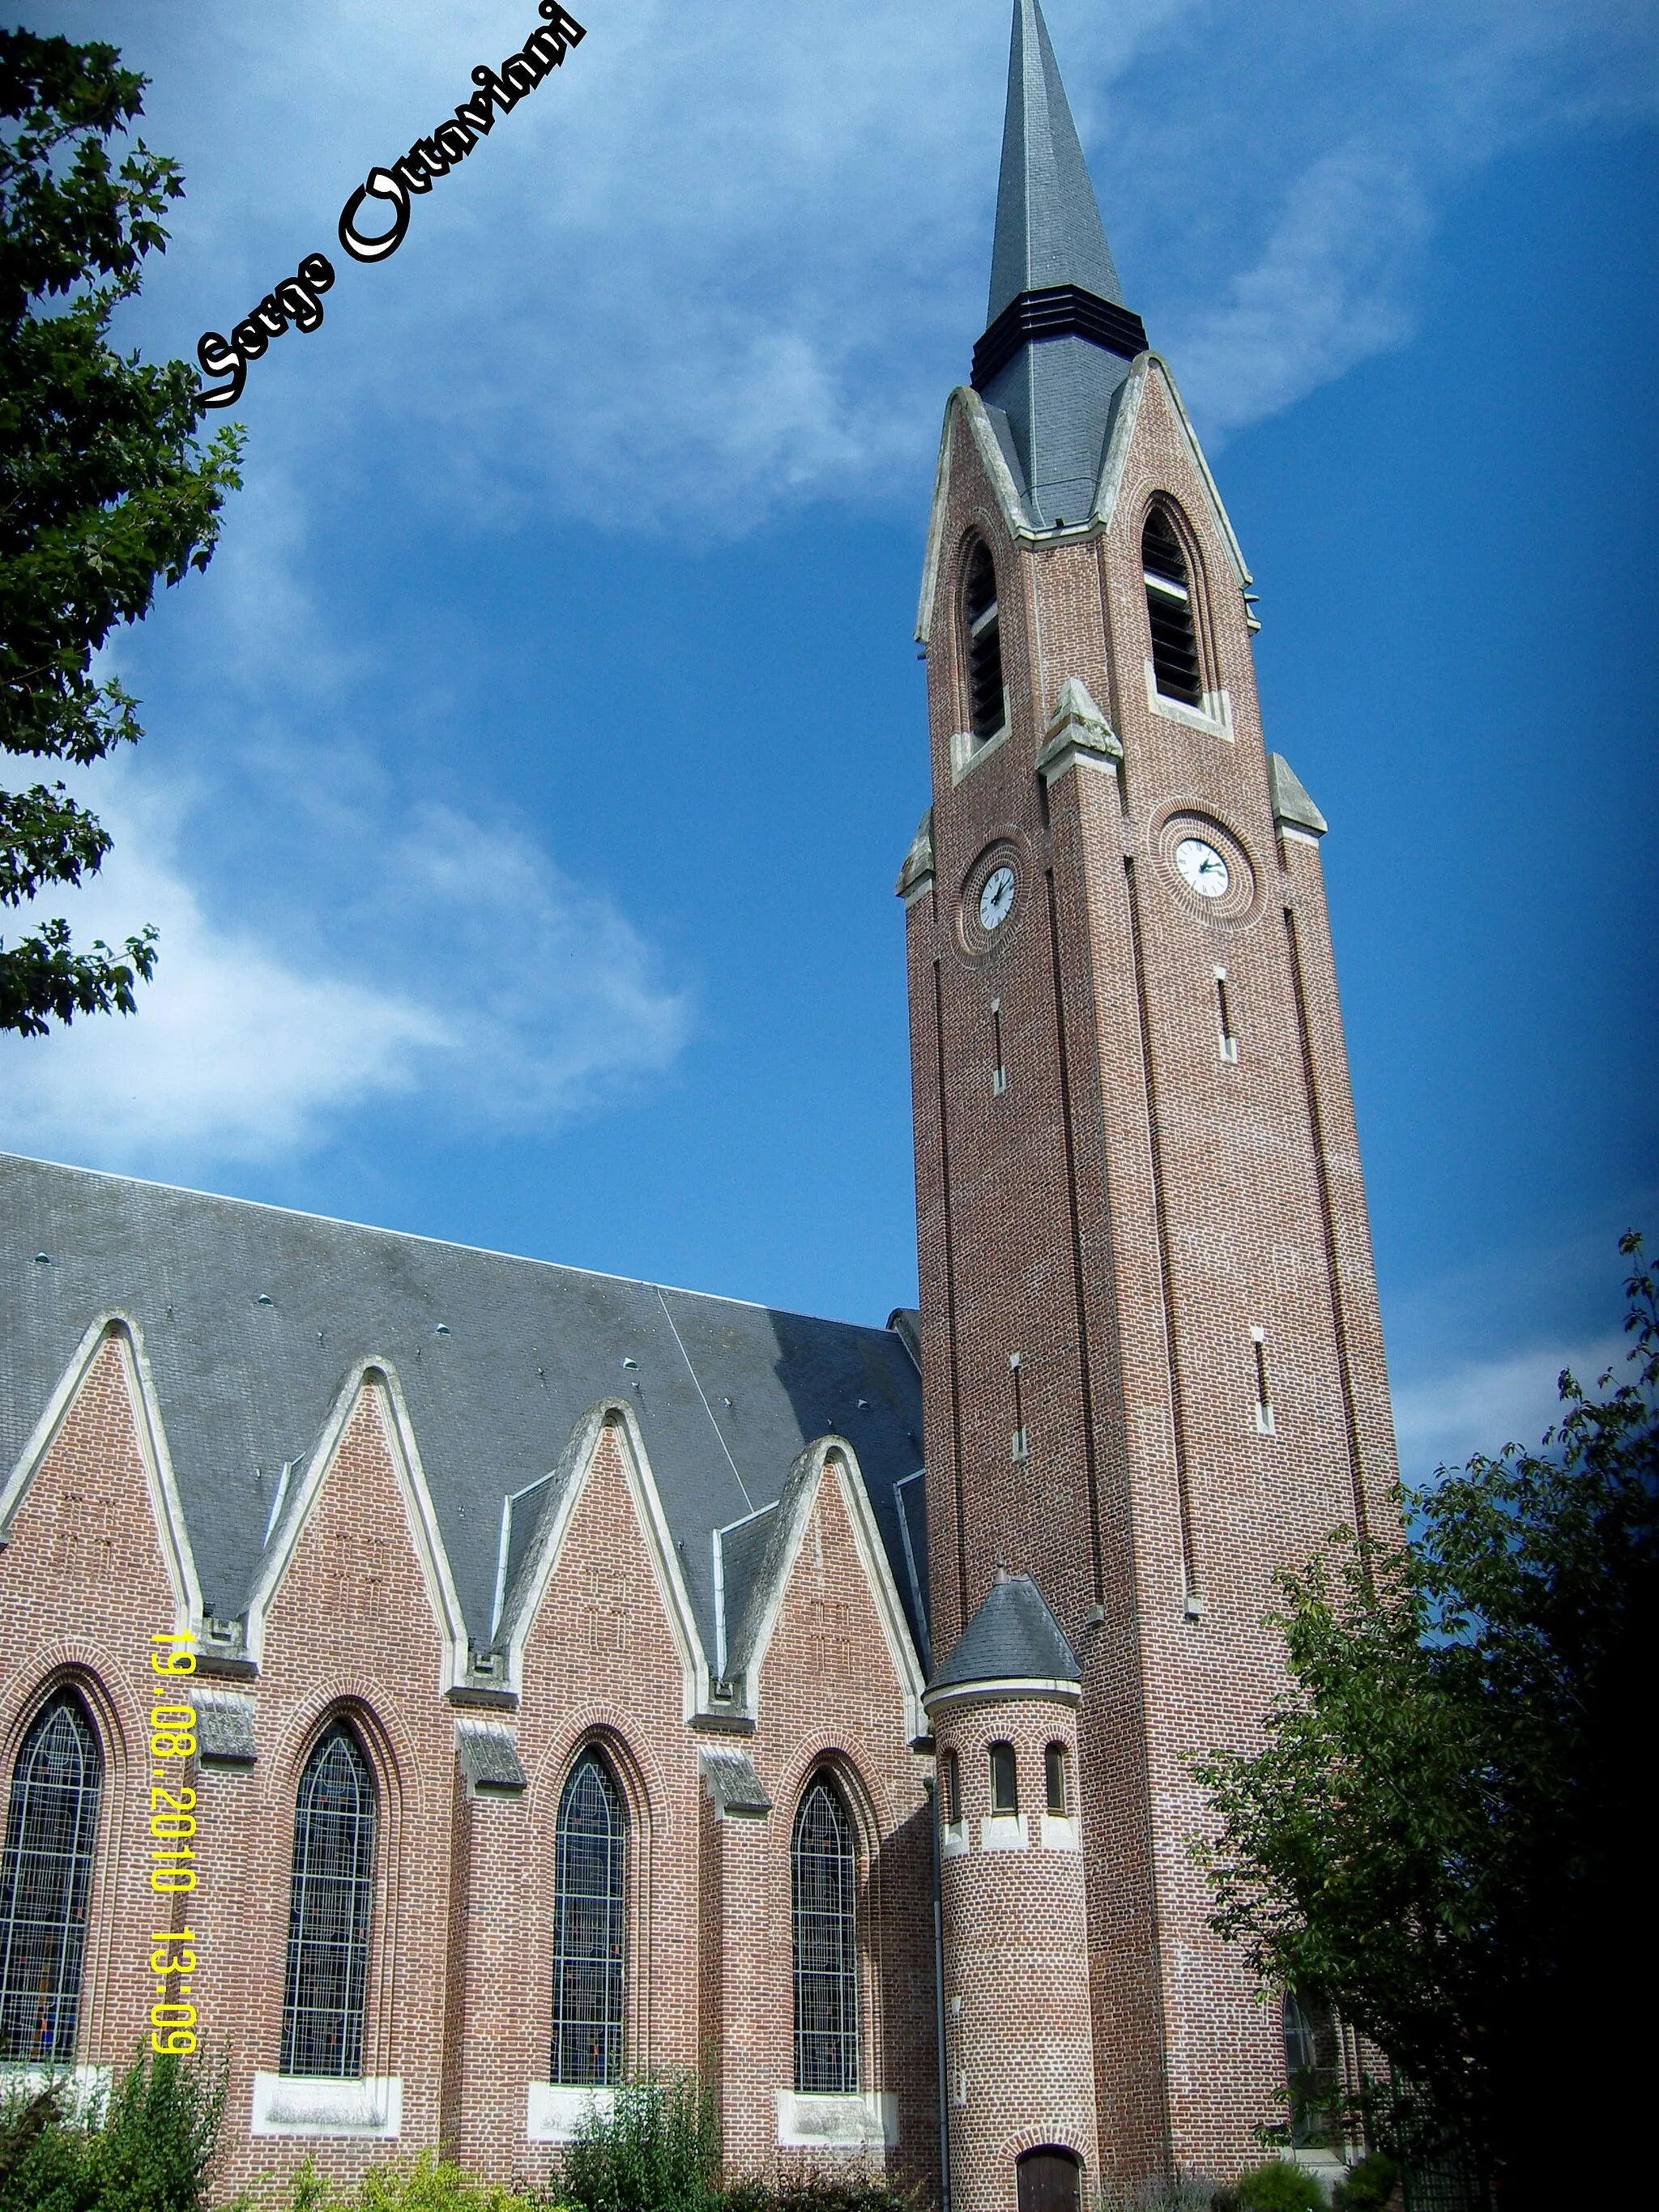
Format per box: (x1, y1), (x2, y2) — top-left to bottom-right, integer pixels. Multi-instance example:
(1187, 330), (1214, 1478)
(962, 538), (1008, 744)
(1142, 505), (1204, 708)
(987, 1741), (1018, 1815)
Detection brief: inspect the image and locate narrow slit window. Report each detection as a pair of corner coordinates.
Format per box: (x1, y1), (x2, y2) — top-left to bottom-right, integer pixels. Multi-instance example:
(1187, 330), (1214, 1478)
(1009, 1351), (1027, 1462)
(0, 1694), (101, 2064)
(939, 1748), (961, 1828)
(991, 999), (1006, 1096)
(1252, 1328), (1276, 1435)
(1044, 1743), (1069, 1818)
(963, 539), (1006, 743)
(1216, 969), (1239, 1063)
(987, 1741), (1018, 1816)
(1142, 508), (1203, 707)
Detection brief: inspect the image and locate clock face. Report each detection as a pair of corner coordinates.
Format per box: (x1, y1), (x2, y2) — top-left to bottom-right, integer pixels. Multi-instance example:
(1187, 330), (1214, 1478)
(1175, 837), (1230, 898)
(978, 864), (1017, 932)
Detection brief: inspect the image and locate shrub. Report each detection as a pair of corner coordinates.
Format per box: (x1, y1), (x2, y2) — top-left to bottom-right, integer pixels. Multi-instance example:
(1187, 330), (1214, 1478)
(281, 2150), (543, 2211)
(561, 2077), (720, 2212)
(1224, 2163), (1328, 2212)
(1331, 2157), (1397, 2212)
(1120, 2178), (1219, 2212)
(0, 2052), (225, 2212)
(753, 2176), (924, 2212)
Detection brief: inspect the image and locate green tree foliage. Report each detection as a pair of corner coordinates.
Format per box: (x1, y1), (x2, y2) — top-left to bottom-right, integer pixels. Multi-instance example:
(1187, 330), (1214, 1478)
(0, 2052), (225, 2212)
(561, 2076), (721, 2212)
(1198, 1235), (1657, 2210)
(0, 28), (241, 1036)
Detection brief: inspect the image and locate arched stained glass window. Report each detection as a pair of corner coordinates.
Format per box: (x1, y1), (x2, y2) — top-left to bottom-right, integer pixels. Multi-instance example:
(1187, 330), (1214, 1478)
(791, 1773), (859, 2094)
(279, 1724), (376, 2077)
(551, 1749), (626, 2085)
(0, 1694), (101, 2062)
(1142, 505), (1204, 706)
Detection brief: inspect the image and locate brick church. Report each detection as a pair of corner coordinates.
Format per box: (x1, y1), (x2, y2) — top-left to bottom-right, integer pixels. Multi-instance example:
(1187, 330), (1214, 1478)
(0, 3), (1397, 2202)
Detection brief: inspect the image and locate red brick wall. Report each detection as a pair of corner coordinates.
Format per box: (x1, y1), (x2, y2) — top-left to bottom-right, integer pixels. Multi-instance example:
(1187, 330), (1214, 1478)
(932, 1690), (1097, 2212)
(909, 367), (1401, 2196)
(0, 1345), (939, 2194)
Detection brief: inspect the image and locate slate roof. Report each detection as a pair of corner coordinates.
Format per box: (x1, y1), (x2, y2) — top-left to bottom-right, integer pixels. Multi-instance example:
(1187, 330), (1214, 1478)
(987, 0), (1124, 322)
(0, 1154), (928, 1668)
(928, 1571), (1080, 1692)
(977, 0), (1145, 531)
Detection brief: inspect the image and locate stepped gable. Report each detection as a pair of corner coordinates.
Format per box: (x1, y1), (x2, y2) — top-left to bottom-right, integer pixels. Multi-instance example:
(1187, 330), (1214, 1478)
(0, 1151), (927, 1660)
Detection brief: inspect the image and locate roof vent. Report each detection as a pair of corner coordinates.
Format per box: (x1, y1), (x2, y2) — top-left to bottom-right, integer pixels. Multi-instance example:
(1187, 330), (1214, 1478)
(435, 1323), (450, 1336)
(256, 1293), (273, 1306)
(33, 1252), (49, 1264)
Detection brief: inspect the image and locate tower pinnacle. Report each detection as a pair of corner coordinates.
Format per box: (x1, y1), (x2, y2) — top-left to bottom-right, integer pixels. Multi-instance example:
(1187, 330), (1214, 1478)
(987, 0), (1123, 321)
(973, 0), (1147, 531)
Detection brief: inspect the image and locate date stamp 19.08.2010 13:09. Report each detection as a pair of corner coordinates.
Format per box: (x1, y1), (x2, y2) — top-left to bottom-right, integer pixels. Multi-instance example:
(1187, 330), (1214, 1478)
(146, 1633), (205, 2058)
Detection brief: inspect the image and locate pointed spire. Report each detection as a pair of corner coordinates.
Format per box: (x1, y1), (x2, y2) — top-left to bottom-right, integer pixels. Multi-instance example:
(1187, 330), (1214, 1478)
(988, 0), (1123, 323)
(971, 0), (1148, 531)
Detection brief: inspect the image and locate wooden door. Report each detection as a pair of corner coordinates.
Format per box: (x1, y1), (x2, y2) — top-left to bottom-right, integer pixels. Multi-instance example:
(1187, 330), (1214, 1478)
(1017, 2148), (1081, 2212)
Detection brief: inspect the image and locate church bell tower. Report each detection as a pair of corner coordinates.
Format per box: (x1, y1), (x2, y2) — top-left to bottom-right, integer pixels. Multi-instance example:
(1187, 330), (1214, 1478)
(902, 2), (1400, 2197)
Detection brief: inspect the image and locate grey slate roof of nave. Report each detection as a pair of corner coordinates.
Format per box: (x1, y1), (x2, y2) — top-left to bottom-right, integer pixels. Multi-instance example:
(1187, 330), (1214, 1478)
(0, 1153), (928, 1666)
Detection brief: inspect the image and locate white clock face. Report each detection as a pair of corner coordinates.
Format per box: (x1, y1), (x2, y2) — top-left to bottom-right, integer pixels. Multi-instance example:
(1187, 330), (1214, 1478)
(978, 864), (1017, 932)
(1175, 837), (1230, 898)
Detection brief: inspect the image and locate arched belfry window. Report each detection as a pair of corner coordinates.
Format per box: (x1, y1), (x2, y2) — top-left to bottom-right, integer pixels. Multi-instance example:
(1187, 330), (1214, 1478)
(962, 538), (1007, 744)
(1142, 505), (1204, 707)
(551, 1747), (626, 2086)
(279, 1723), (376, 2077)
(0, 1694), (101, 2062)
(791, 1772), (859, 2093)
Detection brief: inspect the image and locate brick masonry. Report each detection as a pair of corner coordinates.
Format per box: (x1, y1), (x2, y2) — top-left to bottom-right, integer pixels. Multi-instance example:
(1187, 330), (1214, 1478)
(0, 1340), (937, 2196)
(908, 361), (1400, 2201)
(0, 356), (1398, 2212)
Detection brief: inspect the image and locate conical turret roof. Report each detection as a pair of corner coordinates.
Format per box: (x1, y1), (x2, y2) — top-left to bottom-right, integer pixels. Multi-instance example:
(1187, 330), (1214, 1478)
(928, 1571), (1081, 1694)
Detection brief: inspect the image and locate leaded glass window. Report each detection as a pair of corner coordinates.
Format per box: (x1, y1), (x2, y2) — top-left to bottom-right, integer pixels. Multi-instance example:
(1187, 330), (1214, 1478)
(279, 1724), (376, 2077)
(0, 1694), (101, 2062)
(1283, 1991), (1341, 2149)
(791, 1774), (858, 2094)
(551, 1749), (626, 2085)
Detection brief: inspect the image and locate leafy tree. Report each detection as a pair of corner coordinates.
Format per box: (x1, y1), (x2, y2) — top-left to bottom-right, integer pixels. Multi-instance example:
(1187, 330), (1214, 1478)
(1198, 1234), (1657, 2210)
(0, 2051), (224, 2211)
(1, 28), (241, 1036)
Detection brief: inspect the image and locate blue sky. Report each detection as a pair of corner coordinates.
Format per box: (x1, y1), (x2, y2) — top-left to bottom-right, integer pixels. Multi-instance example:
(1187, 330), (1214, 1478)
(4, 0), (1656, 1484)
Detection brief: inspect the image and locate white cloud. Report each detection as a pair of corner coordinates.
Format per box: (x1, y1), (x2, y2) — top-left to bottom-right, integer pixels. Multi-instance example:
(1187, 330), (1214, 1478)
(0, 776), (690, 1168)
(60, 0), (1650, 533)
(1168, 143), (1431, 440)
(1391, 1333), (1627, 1483)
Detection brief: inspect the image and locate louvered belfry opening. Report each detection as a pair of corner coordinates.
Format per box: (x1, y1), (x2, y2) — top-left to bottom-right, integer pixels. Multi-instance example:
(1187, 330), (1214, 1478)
(279, 1724), (377, 2077)
(1142, 505), (1204, 706)
(551, 1748), (626, 2086)
(792, 1774), (859, 2093)
(0, 1695), (101, 2063)
(963, 538), (1007, 742)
